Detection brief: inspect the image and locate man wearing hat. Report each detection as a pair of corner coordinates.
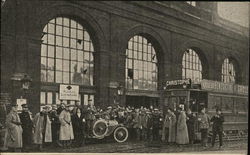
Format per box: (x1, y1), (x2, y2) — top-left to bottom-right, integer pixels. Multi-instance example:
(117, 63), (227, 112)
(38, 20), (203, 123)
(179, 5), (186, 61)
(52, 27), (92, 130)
(210, 108), (224, 149)
(19, 104), (33, 151)
(6, 103), (23, 152)
(59, 103), (74, 148)
(33, 105), (52, 150)
(152, 108), (161, 142)
(48, 104), (60, 147)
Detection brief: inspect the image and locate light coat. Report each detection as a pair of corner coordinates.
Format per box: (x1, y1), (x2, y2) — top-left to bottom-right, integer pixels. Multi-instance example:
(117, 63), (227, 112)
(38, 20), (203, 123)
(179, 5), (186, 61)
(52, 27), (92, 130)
(33, 112), (52, 144)
(162, 111), (176, 142)
(176, 111), (189, 144)
(59, 110), (74, 140)
(6, 111), (23, 148)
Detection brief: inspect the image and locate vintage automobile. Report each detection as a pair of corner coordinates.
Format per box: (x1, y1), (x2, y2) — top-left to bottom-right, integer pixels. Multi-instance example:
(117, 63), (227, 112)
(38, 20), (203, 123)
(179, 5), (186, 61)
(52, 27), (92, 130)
(57, 118), (128, 147)
(92, 118), (128, 143)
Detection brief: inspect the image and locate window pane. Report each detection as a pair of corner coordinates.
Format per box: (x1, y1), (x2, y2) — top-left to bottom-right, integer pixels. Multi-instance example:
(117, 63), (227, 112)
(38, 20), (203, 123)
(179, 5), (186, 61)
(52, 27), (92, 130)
(48, 24), (55, 34)
(47, 92), (53, 104)
(56, 59), (63, 71)
(56, 47), (63, 58)
(48, 45), (54, 57)
(63, 48), (70, 60)
(56, 71), (62, 83)
(41, 70), (46, 82)
(47, 58), (54, 70)
(47, 70), (54, 82)
(63, 38), (69, 47)
(56, 25), (62, 35)
(41, 57), (47, 70)
(40, 92), (46, 104)
(71, 49), (77, 60)
(56, 36), (62, 46)
(63, 60), (70, 72)
(48, 34), (54, 44)
(63, 72), (70, 84)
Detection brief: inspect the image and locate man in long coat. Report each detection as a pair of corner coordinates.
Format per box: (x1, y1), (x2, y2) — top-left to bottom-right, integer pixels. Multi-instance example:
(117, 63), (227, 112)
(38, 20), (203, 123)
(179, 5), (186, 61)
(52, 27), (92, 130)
(48, 104), (60, 147)
(176, 107), (189, 145)
(33, 105), (52, 150)
(162, 108), (176, 144)
(6, 103), (23, 152)
(19, 104), (33, 150)
(59, 104), (74, 148)
(186, 108), (196, 144)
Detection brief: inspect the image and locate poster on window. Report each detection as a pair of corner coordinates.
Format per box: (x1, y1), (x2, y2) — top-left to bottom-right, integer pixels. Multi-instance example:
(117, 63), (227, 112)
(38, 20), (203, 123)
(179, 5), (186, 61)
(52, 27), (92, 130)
(59, 84), (79, 100)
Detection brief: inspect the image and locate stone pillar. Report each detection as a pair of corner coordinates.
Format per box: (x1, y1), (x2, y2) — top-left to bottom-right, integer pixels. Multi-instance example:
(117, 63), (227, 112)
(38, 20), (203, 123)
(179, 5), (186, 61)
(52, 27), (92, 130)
(94, 50), (110, 108)
(26, 37), (42, 114)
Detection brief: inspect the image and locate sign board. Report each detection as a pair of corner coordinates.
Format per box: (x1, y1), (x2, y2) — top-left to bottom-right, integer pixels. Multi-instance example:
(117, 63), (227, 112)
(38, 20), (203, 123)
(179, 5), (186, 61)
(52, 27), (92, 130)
(201, 79), (248, 95)
(59, 84), (79, 100)
(16, 99), (27, 111)
(165, 79), (191, 89)
(234, 84), (248, 95)
(201, 79), (234, 93)
(166, 79), (191, 86)
(109, 81), (119, 88)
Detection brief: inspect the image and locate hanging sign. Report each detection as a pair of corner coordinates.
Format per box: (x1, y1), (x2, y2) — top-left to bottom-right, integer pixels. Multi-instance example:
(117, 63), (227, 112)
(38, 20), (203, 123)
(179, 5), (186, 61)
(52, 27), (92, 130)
(16, 99), (27, 111)
(165, 79), (191, 89)
(59, 84), (79, 100)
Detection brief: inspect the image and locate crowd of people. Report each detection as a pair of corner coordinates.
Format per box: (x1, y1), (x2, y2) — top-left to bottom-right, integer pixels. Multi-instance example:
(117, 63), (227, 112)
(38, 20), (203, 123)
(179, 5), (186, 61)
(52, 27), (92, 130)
(4, 101), (225, 152)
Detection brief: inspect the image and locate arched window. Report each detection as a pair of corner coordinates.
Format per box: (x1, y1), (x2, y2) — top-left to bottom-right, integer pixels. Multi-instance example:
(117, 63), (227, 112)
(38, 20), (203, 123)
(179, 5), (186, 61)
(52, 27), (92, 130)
(182, 49), (202, 82)
(41, 17), (94, 86)
(221, 58), (236, 83)
(125, 35), (158, 90)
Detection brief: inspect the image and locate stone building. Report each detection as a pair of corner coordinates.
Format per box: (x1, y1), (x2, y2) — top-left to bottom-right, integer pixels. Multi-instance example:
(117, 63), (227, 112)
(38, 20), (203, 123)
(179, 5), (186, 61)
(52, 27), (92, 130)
(1, 1), (249, 114)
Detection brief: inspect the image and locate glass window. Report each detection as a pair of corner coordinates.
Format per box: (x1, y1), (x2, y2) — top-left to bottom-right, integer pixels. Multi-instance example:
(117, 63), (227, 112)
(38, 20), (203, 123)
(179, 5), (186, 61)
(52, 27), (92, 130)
(182, 49), (202, 82)
(125, 35), (158, 90)
(40, 17), (95, 86)
(221, 58), (236, 83)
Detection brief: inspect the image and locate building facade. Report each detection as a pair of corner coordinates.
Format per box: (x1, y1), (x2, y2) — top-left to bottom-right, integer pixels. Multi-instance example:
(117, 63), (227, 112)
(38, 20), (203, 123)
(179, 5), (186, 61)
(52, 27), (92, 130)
(1, 1), (249, 114)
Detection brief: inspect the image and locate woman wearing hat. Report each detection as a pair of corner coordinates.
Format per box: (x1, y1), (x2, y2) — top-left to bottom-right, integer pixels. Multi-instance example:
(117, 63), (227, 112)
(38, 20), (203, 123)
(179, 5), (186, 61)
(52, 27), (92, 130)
(5, 103), (23, 152)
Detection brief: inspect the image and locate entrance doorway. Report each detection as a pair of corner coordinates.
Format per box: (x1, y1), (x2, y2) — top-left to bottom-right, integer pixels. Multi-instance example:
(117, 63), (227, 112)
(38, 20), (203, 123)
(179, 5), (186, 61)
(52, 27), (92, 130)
(125, 95), (159, 108)
(189, 91), (208, 113)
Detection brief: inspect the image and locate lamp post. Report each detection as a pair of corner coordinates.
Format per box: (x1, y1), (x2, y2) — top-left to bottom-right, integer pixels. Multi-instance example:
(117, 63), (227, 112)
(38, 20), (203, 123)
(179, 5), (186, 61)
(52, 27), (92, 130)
(11, 73), (32, 105)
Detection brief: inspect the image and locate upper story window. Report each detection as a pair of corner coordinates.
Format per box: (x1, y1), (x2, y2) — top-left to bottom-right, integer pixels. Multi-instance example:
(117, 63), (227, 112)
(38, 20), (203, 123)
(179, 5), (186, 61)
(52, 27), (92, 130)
(186, 1), (196, 7)
(221, 58), (236, 83)
(125, 35), (158, 90)
(41, 17), (94, 86)
(182, 49), (202, 83)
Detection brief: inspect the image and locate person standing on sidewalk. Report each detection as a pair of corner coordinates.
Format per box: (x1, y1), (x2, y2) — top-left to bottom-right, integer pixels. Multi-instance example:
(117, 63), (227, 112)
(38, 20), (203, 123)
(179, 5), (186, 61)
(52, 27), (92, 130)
(186, 108), (196, 145)
(6, 103), (23, 152)
(210, 108), (224, 149)
(19, 104), (33, 151)
(198, 107), (210, 148)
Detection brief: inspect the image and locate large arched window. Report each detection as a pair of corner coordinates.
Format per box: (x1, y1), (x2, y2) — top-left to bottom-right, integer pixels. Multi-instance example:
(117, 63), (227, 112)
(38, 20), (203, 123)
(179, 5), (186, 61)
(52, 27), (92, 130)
(125, 35), (158, 90)
(182, 49), (202, 82)
(221, 58), (236, 83)
(41, 17), (94, 86)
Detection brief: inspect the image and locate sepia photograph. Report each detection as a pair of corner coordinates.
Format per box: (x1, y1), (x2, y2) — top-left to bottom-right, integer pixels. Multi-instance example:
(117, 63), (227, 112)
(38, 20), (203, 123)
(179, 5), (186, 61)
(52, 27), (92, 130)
(0, 1), (249, 155)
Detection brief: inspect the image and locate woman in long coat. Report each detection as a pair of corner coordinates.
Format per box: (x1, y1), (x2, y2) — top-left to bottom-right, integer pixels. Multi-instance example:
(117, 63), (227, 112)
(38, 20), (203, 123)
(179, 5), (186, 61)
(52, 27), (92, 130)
(6, 104), (23, 152)
(33, 106), (52, 150)
(59, 104), (74, 147)
(176, 108), (189, 145)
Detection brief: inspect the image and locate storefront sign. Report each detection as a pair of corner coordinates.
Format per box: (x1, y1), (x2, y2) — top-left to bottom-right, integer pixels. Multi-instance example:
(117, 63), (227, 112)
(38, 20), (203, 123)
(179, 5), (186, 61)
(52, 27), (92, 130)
(201, 80), (234, 93)
(166, 79), (191, 86)
(234, 85), (248, 95)
(59, 84), (79, 100)
(201, 80), (248, 95)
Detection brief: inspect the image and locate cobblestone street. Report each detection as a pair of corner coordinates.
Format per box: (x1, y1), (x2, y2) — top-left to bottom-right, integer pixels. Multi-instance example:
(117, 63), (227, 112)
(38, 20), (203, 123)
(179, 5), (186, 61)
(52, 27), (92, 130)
(27, 139), (248, 153)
